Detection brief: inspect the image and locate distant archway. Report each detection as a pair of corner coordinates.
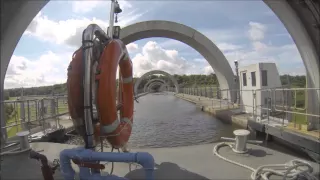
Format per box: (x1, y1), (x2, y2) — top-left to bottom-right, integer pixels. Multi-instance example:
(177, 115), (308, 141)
(143, 79), (168, 92)
(134, 70), (179, 95)
(148, 82), (167, 92)
(121, 20), (235, 100)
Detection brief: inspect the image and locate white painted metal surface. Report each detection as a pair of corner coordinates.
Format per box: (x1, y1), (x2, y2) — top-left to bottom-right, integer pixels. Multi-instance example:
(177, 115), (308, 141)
(233, 129), (250, 153)
(239, 63), (282, 116)
(16, 131), (30, 150)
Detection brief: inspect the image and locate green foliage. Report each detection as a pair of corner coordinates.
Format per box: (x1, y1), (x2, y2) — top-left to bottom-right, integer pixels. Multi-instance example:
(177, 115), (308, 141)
(280, 75), (306, 88)
(4, 91), (9, 100)
(4, 83), (67, 97)
(4, 104), (15, 122)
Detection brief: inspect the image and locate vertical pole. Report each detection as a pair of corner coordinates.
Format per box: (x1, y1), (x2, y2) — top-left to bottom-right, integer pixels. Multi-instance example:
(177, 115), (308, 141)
(27, 100), (30, 131)
(205, 87), (207, 97)
(267, 96), (271, 124)
(20, 101), (26, 131)
(51, 98), (57, 128)
(118, 69), (122, 114)
(0, 77), (7, 142)
(227, 90), (229, 109)
(41, 99), (45, 133)
(108, 0), (116, 38)
(252, 90), (256, 121)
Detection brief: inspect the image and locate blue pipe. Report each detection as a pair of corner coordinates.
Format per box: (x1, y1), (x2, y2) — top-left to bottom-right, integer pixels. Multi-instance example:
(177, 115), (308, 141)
(60, 147), (154, 180)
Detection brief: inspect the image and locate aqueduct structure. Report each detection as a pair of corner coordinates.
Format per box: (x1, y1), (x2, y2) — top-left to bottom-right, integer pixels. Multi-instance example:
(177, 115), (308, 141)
(134, 70), (179, 95)
(143, 79), (169, 93)
(1, 0), (319, 134)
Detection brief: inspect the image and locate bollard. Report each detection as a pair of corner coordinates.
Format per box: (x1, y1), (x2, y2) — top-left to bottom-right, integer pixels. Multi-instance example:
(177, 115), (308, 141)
(233, 129), (250, 153)
(16, 131), (30, 150)
(221, 129), (262, 154)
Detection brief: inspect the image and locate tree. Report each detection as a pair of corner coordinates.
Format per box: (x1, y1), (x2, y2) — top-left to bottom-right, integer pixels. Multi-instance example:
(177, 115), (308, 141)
(4, 91), (9, 100)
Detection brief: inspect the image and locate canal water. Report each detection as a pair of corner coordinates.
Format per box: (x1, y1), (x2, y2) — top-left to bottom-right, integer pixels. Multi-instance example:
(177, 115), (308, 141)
(128, 93), (236, 148)
(63, 93), (312, 161)
(66, 93), (237, 148)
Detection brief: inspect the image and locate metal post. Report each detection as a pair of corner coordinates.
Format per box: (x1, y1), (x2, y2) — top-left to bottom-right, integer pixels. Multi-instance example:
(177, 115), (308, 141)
(27, 100), (30, 126)
(205, 87), (207, 97)
(234, 60), (239, 105)
(227, 90), (229, 109)
(82, 25), (108, 149)
(50, 98), (57, 128)
(252, 90), (256, 121)
(20, 101), (27, 131)
(56, 98), (60, 128)
(40, 99), (45, 132)
(267, 97), (271, 124)
(108, 0), (116, 38)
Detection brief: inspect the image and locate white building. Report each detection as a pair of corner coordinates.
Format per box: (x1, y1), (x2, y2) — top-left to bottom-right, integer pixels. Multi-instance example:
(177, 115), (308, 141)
(238, 63), (284, 118)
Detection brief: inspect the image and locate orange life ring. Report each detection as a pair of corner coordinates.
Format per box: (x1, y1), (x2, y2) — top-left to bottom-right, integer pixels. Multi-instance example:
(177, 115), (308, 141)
(67, 48), (86, 136)
(95, 39), (134, 148)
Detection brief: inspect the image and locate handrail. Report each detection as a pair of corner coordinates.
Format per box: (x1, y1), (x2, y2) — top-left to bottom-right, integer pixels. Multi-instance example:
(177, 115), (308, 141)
(1, 96), (70, 141)
(176, 86), (319, 129)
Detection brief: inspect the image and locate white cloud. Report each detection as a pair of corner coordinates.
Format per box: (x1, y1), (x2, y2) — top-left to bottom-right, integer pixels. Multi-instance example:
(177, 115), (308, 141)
(4, 40), (214, 88)
(126, 43), (139, 53)
(25, 12), (108, 46)
(204, 66), (214, 75)
(25, 6), (145, 48)
(131, 41), (212, 77)
(72, 1), (105, 14)
(5, 52), (72, 89)
(248, 21), (266, 41)
(71, 0), (132, 14)
(217, 43), (243, 51)
(201, 28), (246, 43)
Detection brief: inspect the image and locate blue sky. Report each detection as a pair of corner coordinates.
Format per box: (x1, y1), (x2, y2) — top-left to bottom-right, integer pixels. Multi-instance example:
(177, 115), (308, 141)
(5, 0), (305, 89)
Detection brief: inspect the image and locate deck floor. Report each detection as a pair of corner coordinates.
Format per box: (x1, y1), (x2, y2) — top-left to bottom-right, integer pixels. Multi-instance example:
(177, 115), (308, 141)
(1, 142), (319, 180)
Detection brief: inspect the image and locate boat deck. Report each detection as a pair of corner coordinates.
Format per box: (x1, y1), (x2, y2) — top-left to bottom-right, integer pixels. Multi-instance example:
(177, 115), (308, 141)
(1, 142), (319, 180)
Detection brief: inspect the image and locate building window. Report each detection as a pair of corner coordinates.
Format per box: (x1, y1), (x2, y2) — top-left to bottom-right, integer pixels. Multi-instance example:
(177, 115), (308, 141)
(251, 71), (256, 86)
(242, 73), (247, 86)
(262, 70), (268, 86)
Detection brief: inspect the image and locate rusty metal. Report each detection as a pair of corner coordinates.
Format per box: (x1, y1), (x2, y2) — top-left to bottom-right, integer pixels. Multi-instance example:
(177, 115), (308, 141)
(29, 150), (58, 180)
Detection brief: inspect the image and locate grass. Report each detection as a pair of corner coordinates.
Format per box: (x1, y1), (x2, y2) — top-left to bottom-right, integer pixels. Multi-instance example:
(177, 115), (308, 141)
(292, 109), (307, 125)
(290, 87), (307, 125)
(9, 97), (17, 100)
(7, 124), (22, 137)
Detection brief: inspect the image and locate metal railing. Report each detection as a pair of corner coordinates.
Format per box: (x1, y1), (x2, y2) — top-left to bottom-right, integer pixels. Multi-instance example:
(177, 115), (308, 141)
(175, 86), (320, 131)
(1, 96), (69, 141)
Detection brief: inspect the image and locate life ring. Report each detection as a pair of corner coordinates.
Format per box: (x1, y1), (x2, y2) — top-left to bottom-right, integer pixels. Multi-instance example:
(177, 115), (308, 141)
(95, 39), (134, 148)
(67, 41), (104, 137)
(67, 48), (86, 136)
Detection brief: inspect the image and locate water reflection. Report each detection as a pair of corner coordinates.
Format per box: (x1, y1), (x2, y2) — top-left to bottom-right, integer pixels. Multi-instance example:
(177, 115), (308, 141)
(128, 94), (236, 148)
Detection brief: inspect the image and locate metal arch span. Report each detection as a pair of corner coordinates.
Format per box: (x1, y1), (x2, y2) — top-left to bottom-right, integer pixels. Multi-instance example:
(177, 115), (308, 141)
(147, 82), (167, 92)
(143, 79), (168, 92)
(120, 20), (235, 101)
(134, 70), (179, 95)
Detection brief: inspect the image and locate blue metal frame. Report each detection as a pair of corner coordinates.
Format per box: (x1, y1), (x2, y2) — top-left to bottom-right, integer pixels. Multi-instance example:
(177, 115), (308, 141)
(60, 147), (154, 180)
